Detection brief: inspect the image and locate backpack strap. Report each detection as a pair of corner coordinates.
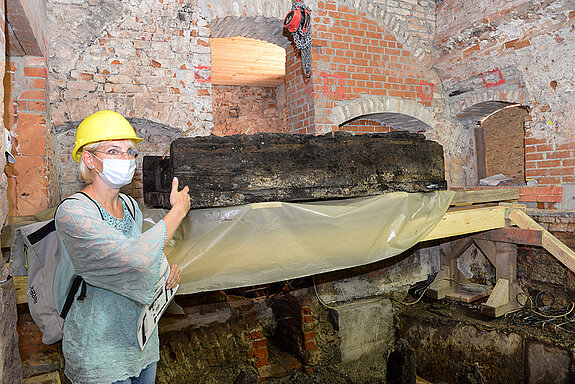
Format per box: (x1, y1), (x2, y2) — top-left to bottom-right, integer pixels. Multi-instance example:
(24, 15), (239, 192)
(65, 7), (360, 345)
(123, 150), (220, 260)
(57, 192), (139, 319)
(60, 275), (85, 318)
(118, 193), (137, 220)
(56, 192), (104, 318)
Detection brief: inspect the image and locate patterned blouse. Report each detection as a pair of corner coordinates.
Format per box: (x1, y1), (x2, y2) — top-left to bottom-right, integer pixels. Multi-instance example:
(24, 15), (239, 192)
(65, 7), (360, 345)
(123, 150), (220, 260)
(54, 194), (167, 383)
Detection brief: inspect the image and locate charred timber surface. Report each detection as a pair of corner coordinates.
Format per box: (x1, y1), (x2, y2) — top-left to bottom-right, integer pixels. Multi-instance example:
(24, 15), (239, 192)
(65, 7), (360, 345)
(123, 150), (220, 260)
(143, 131), (447, 209)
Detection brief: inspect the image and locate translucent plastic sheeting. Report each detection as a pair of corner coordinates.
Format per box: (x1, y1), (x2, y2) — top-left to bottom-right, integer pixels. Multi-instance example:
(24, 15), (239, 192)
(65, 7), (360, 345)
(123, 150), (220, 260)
(150, 191), (455, 295)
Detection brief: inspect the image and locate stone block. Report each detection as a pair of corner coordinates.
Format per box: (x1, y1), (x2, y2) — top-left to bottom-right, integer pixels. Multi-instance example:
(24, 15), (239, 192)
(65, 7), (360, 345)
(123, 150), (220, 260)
(330, 298), (393, 364)
(527, 341), (573, 384)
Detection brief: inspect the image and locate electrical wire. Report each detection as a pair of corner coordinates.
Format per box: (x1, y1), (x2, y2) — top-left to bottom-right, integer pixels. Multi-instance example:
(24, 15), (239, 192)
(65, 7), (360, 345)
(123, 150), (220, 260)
(312, 275), (386, 310)
(313, 275), (488, 309)
(393, 277), (491, 306)
(507, 290), (575, 334)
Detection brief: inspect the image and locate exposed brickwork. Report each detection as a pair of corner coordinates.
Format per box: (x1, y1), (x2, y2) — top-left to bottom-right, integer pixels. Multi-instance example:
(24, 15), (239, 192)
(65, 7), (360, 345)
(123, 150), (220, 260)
(338, 118), (395, 134)
(272, 293), (322, 367)
(286, 45), (315, 134)
(515, 210), (575, 307)
(46, 0), (214, 134)
(227, 296), (272, 376)
(518, 186), (562, 210)
(435, 0), (575, 187)
(8, 56), (51, 215)
(212, 85), (287, 136)
(158, 315), (256, 383)
(311, 1), (436, 133)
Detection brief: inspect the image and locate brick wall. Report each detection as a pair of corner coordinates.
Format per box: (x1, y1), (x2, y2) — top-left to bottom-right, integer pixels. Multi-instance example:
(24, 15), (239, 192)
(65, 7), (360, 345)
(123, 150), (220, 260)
(435, 0), (575, 187)
(272, 293), (322, 367)
(338, 119), (395, 134)
(311, 0), (435, 134)
(212, 85), (287, 136)
(517, 209), (575, 308)
(286, 45), (315, 134)
(7, 56), (51, 215)
(46, 0), (213, 134)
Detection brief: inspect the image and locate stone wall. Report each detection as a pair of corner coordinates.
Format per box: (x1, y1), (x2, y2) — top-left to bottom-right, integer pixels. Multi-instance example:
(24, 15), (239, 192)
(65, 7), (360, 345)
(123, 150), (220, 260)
(434, 0), (575, 187)
(46, 0), (213, 134)
(0, 267), (22, 384)
(44, 0), (468, 189)
(212, 84), (287, 136)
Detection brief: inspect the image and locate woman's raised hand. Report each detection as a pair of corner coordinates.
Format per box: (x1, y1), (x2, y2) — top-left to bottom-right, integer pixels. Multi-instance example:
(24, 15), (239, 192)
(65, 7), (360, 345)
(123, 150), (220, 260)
(169, 177), (191, 217)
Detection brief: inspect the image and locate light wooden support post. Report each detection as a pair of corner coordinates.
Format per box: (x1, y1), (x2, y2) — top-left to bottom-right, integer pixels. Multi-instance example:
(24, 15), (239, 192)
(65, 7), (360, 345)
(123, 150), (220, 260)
(477, 241), (524, 317)
(508, 208), (575, 274)
(427, 234), (525, 317)
(427, 238), (475, 300)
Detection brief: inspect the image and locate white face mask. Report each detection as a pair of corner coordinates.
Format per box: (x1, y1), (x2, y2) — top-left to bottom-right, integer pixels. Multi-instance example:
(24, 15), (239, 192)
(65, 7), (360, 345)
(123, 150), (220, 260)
(92, 154), (136, 189)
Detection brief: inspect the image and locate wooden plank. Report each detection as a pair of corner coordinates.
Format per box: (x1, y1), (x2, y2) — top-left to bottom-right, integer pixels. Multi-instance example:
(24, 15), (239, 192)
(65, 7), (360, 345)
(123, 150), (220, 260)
(472, 227), (543, 246)
(451, 187), (519, 206)
(210, 36), (286, 87)
(144, 131), (447, 208)
(23, 371), (61, 384)
(14, 275), (27, 304)
(475, 127), (487, 180)
(445, 287), (492, 303)
(481, 278), (510, 317)
(508, 209), (575, 273)
(473, 238), (498, 266)
(423, 206), (507, 241)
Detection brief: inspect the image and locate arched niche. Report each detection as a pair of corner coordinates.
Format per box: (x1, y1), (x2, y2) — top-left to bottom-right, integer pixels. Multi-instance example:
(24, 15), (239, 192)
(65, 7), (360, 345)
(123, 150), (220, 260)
(339, 112), (432, 134)
(456, 101), (529, 185)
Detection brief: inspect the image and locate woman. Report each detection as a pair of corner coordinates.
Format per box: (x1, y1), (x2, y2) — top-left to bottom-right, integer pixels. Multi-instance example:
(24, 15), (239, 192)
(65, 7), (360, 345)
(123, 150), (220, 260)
(54, 110), (191, 383)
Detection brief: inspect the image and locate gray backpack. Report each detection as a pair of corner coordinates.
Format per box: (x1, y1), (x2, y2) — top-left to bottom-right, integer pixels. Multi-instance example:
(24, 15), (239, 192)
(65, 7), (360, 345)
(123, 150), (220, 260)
(9, 192), (136, 345)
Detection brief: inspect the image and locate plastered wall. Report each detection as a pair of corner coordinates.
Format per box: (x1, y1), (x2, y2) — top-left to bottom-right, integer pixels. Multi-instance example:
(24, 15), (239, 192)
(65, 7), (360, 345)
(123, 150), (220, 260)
(434, 0), (575, 187)
(44, 0), (470, 194)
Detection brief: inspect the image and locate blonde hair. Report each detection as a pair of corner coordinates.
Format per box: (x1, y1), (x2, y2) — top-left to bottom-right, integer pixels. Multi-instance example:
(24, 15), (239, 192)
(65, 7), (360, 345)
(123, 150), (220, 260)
(78, 142), (101, 184)
(78, 140), (139, 184)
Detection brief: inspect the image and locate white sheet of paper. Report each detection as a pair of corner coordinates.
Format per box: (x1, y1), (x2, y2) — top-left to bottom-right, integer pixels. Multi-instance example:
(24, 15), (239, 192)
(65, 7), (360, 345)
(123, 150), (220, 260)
(137, 261), (178, 350)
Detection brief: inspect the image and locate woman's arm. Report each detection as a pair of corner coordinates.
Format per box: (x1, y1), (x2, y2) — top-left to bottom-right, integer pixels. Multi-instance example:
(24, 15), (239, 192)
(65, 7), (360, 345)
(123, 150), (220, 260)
(161, 177), (191, 247)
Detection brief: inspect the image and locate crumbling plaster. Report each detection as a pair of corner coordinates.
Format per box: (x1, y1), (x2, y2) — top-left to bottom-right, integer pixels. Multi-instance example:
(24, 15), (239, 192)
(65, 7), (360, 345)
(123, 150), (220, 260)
(46, 0), (214, 134)
(435, 0), (575, 144)
(45, 0), (471, 187)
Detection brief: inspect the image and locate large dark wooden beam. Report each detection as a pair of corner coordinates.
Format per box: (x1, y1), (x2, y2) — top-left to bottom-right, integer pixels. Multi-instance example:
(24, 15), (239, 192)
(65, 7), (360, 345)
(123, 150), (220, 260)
(143, 131), (447, 208)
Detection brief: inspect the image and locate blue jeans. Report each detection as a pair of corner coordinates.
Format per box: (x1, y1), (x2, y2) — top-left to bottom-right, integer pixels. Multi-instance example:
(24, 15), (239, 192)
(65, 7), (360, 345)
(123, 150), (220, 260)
(111, 362), (157, 384)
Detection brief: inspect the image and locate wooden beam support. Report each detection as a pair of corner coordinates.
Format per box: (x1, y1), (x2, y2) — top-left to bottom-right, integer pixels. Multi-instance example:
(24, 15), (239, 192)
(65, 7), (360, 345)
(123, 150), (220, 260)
(451, 188), (519, 206)
(427, 241), (473, 300)
(480, 242), (524, 317)
(472, 227), (543, 246)
(508, 209), (575, 273)
(473, 238), (498, 266)
(423, 206), (507, 241)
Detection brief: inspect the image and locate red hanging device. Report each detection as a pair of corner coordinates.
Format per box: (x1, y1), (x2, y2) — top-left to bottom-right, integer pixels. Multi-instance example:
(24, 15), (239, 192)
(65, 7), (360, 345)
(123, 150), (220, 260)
(283, 8), (302, 32)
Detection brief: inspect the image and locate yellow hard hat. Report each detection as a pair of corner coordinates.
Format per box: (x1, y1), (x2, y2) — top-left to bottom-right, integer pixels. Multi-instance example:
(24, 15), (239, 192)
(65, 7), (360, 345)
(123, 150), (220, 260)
(72, 110), (142, 162)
